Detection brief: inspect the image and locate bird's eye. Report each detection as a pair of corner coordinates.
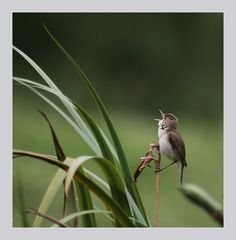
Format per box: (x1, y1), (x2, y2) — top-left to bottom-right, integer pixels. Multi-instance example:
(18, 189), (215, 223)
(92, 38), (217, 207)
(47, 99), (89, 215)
(161, 124), (166, 130)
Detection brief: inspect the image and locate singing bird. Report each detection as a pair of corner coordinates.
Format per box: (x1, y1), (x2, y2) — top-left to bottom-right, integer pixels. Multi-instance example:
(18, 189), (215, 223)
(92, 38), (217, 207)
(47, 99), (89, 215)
(155, 110), (187, 185)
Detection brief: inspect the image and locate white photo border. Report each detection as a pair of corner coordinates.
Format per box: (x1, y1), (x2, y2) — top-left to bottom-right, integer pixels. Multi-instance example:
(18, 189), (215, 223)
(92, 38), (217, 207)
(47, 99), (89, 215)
(1, 1), (234, 240)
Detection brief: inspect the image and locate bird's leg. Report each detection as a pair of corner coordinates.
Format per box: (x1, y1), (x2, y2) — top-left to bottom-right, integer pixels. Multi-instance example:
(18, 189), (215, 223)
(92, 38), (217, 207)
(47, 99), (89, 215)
(155, 161), (176, 173)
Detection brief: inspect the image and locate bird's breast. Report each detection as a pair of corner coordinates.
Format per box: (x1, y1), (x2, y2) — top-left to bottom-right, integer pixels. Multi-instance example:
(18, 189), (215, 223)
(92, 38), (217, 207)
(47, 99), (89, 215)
(159, 135), (176, 160)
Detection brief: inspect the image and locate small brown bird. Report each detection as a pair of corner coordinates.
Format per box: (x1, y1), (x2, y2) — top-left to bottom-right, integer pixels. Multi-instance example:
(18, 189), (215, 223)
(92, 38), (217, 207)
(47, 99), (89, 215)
(155, 110), (187, 185)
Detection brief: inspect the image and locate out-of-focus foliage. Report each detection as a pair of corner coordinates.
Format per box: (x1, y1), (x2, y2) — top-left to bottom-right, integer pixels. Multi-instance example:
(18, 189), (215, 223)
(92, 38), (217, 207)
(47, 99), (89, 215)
(180, 183), (223, 226)
(13, 13), (223, 119)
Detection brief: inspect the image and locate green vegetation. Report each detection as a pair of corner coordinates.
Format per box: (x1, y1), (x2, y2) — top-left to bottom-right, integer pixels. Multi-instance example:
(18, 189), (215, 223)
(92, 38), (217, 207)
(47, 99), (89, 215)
(13, 107), (223, 227)
(13, 13), (223, 227)
(13, 33), (150, 227)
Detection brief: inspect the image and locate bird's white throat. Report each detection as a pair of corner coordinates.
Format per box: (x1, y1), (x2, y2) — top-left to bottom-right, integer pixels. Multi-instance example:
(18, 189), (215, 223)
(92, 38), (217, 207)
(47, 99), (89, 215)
(158, 119), (166, 138)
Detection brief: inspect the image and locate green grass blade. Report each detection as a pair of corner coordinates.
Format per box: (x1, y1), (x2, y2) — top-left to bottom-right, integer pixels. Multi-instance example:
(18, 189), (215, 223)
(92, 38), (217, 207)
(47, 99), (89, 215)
(130, 180), (150, 226)
(14, 79), (98, 226)
(14, 77), (118, 160)
(73, 102), (115, 164)
(32, 157), (71, 227)
(43, 26), (148, 223)
(125, 189), (148, 226)
(14, 77), (72, 102)
(38, 110), (76, 220)
(72, 104), (131, 224)
(83, 168), (110, 191)
(100, 130), (119, 161)
(13, 77), (101, 156)
(93, 205), (115, 223)
(180, 183), (223, 226)
(74, 169), (96, 227)
(65, 180), (80, 227)
(13, 150), (135, 227)
(65, 156), (131, 216)
(13, 151), (96, 227)
(14, 170), (30, 227)
(51, 209), (113, 227)
(84, 168), (148, 226)
(13, 47), (99, 154)
(68, 166), (135, 226)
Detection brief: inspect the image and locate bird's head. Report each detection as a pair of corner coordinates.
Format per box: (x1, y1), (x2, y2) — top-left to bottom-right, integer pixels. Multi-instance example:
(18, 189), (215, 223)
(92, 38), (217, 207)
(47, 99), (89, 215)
(154, 109), (178, 130)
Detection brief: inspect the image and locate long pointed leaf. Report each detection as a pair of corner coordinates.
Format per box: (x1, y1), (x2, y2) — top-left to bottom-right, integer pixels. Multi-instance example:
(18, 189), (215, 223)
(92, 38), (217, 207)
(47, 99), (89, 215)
(14, 77), (118, 161)
(43, 26), (148, 224)
(13, 151), (96, 227)
(13, 150), (135, 227)
(32, 157), (71, 227)
(84, 168), (148, 226)
(180, 183), (223, 226)
(14, 78), (99, 225)
(65, 156), (131, 216)
(13, 150), (58, 162)
(14, 77), (73, 102)
(73, 102), (115, 165)
(13, 77), (101, 156)
(73, 177), (96, 227)
(51, 209), (113, 227)
(13, 47), (99, 155)
(28, 208), (68, 227)
(83, 168), (110, 191)
(14, 170), (30, 227)
(39, 111), (66, 161)
(93, 205), (115, 223)
(38, 110), (77, 222)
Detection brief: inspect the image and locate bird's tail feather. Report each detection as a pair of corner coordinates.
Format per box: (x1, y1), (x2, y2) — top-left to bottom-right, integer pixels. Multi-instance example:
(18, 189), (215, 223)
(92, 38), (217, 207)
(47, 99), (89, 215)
(177, 161), (184, 186)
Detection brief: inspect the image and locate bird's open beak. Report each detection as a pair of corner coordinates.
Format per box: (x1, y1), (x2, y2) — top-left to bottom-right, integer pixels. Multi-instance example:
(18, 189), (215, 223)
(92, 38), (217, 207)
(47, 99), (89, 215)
(159, 109), (165, 118)
(154, 109), (165, 122)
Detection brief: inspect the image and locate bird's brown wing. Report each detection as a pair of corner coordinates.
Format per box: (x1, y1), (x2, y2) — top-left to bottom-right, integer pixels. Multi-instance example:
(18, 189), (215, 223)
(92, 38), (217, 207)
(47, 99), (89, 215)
(168, 131), (187, 166)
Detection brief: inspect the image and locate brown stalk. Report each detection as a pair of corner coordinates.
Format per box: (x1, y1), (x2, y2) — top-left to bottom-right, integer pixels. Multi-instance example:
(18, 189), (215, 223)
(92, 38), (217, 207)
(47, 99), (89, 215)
(133, 143), (161, 227)
(27, 208), (68, 227)
(155, 150), (161, 227)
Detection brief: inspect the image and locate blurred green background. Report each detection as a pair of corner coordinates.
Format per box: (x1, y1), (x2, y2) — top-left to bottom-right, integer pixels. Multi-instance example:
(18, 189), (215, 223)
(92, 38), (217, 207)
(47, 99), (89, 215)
(13, 13), (223, 227)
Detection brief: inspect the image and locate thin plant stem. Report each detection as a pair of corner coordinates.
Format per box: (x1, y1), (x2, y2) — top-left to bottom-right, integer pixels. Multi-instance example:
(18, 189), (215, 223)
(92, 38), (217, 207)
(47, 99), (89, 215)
(133, 142), (161, 227)
(155, 151), (161, 227)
